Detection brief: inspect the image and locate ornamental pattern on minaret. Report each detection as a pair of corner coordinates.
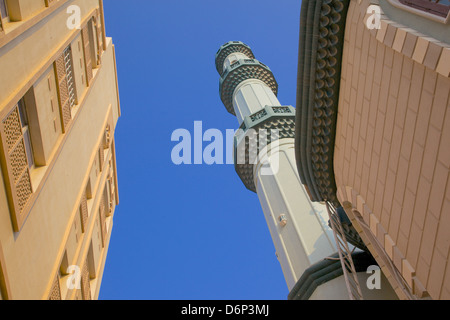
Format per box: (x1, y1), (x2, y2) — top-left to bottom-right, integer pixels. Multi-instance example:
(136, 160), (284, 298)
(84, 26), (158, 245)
(215, 41), (296, 192)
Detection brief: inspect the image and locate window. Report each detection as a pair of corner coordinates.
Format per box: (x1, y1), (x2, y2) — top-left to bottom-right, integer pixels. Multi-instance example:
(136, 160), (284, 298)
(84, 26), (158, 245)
(63, 46), (77, 108)
(48, 275), (61, 300)
(1, 94), (35, 231)
(102, 124), (111, 149)
(81, 261), (91, 300)
(79, 188), (89, 233)
(103, 182), (110, 215)
(0, 0), (8, 19)
(17, 99), (34, 168)
(87, 19), (100, 67)
(81, 24), (94, 86)
(399, 0), (450, 18)
(87, 242), (97, 280)
(59, 251), (69, 276)
(55, 45), (77, 131)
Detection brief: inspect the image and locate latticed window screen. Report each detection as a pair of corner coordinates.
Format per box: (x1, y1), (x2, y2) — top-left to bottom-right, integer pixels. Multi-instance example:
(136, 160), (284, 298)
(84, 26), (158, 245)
(81, 24), (94, 86)
(1, 103), (34, 230)
(63, 47), (77, 109)
(55, 48), (73, 133)
(103, 124), (111, 149)
(98, 145), (104, 172)
(79, 191), (88, 233)
(107, 176), (115, 216)
(399, 0), (450, 17)
(108, 156), (117, 213)
(81, 262), (91, 300)
(95, 12), (103, 63)
(99, 189), (107, 248)
(98, 124), (111, 172)
(48, 275), (61, 300)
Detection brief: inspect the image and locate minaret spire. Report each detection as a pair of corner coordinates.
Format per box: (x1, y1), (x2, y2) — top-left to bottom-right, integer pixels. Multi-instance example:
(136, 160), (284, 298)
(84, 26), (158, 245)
(216, 41), (337, 290)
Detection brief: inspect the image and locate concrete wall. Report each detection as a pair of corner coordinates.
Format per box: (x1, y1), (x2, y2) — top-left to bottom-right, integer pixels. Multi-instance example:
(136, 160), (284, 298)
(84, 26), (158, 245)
(71, 32), (89, 105)
(6, 0), (46, 22)
(32, 65), (63, 165)
(334, 0), (450, 299)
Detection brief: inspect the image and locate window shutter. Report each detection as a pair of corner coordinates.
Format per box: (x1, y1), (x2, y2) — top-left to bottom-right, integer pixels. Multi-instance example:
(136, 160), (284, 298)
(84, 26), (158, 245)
(81, 262), (91, 300)
(54, 53), (71, 132)
(103, 124), (111, 149)
(108, 176), (115, 216)
(97, 18), (103, 53)
(99, 190), (107, 248)
(0, 106), (33, 231)
(48, 275), (61, 300)
(63, 47), (77, 108)
(98, 146), (104, 172)
(79, 192), (88, 233)
(82, 25), (93, 86)
(94, 12), (103, 65)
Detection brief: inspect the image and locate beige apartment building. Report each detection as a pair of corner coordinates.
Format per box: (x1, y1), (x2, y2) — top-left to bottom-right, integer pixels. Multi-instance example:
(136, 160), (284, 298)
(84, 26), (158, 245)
(294, 0), (449, 299)
(0, 0), (120, 300)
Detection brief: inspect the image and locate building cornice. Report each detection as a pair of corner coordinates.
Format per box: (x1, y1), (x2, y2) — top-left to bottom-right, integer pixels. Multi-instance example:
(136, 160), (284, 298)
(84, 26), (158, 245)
(295, 0), (449, 209)
(288, 251), (377, 300)
(294, 0), (350, 206)
(219, 58), (278, 116)
(234, 105), (296, 192)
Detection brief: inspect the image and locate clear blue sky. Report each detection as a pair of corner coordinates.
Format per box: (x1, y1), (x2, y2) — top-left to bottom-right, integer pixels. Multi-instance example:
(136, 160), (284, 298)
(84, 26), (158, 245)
(99, 0), (302, 300)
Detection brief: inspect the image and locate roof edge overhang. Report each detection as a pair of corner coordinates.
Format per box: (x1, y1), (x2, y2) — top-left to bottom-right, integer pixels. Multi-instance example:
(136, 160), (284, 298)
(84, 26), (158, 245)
(294, 0), (350, 206)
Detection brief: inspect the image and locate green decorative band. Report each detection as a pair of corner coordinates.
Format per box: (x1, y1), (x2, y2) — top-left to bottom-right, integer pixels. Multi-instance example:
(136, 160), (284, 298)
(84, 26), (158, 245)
(233, 106), (296, 192)
(215, 41), (255, 75)
(294, 0), (350, 207)
(288, 251), (377, 300)
(220, 59), (278, 116)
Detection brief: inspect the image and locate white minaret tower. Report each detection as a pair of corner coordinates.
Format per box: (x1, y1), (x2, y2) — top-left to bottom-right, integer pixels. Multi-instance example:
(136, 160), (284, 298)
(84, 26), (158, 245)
(215, 41), (398, 300)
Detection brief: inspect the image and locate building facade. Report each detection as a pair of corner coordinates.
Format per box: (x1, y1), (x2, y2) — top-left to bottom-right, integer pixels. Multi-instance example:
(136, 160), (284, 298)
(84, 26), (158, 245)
(295, 0), (449, 299)
(0, 0), (120, 300)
